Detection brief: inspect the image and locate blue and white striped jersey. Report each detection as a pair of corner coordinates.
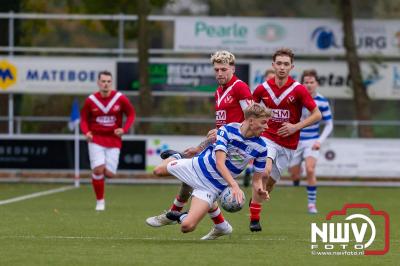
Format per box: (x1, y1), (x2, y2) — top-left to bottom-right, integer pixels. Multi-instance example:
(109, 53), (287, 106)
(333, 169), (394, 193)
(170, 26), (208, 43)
(299, 93), (333, 141)
(193, 123), (268, 192)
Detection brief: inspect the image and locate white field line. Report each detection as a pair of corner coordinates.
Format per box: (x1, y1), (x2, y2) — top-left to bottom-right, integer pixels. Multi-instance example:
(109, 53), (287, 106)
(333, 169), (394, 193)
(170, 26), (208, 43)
(0, 235), (288, 241)
(0, 235), (397, 243)
(0, 186), (76, 206)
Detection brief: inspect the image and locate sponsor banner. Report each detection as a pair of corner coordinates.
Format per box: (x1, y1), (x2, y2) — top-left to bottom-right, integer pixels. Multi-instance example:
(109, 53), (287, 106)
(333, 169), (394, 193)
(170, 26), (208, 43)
(0, 139), (145, 170)
(317, 138), (400, 177)
(145, 136), (400, 177)
(250, 60), (400, 99)
(174, 17), (400, 56)
(145, 135), (203, 171)
(0, 57), (115, 94)
(117, 60), (249, 93)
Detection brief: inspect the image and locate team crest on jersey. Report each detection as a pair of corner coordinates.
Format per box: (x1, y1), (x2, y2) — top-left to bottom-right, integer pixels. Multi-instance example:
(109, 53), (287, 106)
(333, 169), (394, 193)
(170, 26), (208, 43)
(287, 95), (296, 104)
(170, 161), (178, 166)
(245, 146), (253, 155)
(224, 95), (233, 104)
(113, 105), (121, 112)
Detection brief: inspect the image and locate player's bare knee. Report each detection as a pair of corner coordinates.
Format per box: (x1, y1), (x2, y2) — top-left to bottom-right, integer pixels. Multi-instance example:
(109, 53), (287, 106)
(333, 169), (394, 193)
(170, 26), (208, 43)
(93, 166), (105, 176)
(181, 221), (196, 233)
(153, 165), (167, 176)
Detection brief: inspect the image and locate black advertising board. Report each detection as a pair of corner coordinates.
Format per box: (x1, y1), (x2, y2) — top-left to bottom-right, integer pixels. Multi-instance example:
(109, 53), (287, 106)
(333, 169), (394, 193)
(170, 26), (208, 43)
(117, 61), (250, 92)
(0, 139), (145, 170)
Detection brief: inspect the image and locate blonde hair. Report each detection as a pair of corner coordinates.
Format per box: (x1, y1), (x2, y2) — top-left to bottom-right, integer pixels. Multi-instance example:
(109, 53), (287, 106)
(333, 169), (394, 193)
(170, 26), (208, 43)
(244, 103), (272, 119)
(210, 50), (236, 65)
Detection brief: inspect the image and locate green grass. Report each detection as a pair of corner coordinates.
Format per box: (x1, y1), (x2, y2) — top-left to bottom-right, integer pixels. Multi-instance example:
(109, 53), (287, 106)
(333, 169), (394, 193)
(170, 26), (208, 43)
(0, 184), (398, 266)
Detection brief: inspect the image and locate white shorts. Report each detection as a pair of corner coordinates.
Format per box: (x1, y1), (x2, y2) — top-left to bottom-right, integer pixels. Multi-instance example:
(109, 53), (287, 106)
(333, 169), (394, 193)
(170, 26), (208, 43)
(289, 139), (320, 167)
(88, 142), (120, 174)
(167, 159), (219, 208)
(263, 137), (295, 182)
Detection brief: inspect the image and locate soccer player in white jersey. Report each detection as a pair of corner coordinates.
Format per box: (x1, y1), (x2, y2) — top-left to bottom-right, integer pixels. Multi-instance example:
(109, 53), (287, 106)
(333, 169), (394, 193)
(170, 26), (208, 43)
(152, 104), (271, 240)
(146, 50), (253, 228)
(80, 71), (135, 211)
(288, 69), (333, 214)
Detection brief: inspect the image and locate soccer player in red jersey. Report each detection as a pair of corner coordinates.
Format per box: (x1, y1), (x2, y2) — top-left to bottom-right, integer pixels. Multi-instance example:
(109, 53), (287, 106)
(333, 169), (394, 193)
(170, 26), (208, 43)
(146, 51), (253, 239)
(80, 70), (135, 211)
(249, 48), (322, 232)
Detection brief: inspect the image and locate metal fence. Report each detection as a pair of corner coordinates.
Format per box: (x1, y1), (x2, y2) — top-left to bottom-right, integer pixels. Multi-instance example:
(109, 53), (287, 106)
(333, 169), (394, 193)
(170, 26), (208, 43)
(1, 116), (400, 138)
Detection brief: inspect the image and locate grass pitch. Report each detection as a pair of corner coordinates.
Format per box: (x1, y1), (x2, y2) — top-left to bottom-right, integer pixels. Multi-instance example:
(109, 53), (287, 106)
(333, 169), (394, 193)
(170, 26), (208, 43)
(0, 183), (398, 266)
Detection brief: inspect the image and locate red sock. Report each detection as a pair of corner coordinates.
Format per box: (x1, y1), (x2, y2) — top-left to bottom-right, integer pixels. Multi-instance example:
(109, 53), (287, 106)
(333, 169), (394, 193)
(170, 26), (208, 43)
(169, 195), (187, 212)
(208, 206), (225, 224)
(91, 174), (104, 200)
(250, 202), (262, 222)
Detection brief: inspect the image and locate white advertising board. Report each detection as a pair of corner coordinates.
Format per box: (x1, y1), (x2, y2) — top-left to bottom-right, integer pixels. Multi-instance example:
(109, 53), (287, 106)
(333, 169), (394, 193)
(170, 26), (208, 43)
(317, 138), (400, 178)
(175, 17), (400, 56)
(250, 60), (400, 99)
(144, 136), (400, 178)
(0, 57), (115, 94)
(145, 135), (204, 171)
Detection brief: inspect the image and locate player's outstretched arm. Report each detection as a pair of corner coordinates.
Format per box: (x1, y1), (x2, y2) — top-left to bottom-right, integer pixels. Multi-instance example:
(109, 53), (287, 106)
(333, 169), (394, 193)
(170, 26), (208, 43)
(183, 128), (217, 157)
(215, 151), (243, 204)
(252, 172), (270, 202)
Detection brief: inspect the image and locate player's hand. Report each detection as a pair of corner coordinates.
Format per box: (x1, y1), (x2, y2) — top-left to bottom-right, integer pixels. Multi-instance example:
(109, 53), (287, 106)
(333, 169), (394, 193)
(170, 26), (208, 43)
(206, 129), (217, 142)
(312, 141), (321, 150)
(277, 122), (297, 137)
(114, 128), (124, 137)
(257, 188), (270, 201)
(183, 146), (201, 158)
(231, 183), (244, 204)
(85, 131), (93, 142)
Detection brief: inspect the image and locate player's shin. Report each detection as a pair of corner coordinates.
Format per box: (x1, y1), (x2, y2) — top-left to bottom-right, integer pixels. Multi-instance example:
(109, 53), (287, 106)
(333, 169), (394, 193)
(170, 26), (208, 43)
(91, 174), (105, 200)
(169, 183), (192, 212)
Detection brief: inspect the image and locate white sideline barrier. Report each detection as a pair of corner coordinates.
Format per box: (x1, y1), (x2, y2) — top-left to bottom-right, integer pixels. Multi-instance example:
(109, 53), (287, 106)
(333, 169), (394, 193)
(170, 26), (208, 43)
(1, 134), (399, 178)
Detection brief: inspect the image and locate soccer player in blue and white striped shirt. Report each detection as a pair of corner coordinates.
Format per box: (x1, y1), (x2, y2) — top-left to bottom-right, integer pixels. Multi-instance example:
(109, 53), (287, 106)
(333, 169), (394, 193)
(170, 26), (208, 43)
(288, 69), (333, 214)
(152, 104), (271, 240)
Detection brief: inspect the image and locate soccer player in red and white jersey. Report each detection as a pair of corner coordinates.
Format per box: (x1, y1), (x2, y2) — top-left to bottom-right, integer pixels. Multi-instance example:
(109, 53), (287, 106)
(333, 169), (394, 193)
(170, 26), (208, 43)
(249, 48), (322, 232)
(80, 70), (135, 211)
(146, 51), (253, 240)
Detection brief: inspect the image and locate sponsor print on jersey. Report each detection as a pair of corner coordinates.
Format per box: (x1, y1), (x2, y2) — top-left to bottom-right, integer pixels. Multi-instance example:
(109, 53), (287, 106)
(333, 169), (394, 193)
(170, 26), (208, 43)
(271, 109), (290, 122)
(216, 110), (227, 121)
(96, 115), (117, 127)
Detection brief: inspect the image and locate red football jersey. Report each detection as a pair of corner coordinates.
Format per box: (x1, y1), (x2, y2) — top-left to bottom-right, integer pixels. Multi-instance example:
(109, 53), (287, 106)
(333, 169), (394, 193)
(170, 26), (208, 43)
(80, 90), (135, 148)
(253, 76), (316, 150)
(215, 75), (253, 128)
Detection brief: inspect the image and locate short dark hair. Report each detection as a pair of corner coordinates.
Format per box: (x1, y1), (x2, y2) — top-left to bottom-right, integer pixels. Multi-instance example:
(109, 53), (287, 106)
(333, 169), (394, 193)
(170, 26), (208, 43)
(264, 69), (275, 77)
(301, 69), (319, 83)
(98, 70), (112, 80)
(272, 48), (294, 63)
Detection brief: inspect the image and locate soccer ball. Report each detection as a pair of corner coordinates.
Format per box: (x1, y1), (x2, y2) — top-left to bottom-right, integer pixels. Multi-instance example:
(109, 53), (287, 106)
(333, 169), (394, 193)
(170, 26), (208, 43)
(219, 187), (245, 213)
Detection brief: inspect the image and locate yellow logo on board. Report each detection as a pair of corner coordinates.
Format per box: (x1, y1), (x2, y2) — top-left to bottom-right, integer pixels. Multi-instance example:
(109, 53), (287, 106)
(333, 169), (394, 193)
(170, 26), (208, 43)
(0, 60), (17, 90)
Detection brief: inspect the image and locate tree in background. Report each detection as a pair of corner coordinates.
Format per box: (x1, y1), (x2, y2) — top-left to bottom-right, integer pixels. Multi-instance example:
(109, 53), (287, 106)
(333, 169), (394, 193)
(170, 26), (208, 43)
(340, 0), (373, 137)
